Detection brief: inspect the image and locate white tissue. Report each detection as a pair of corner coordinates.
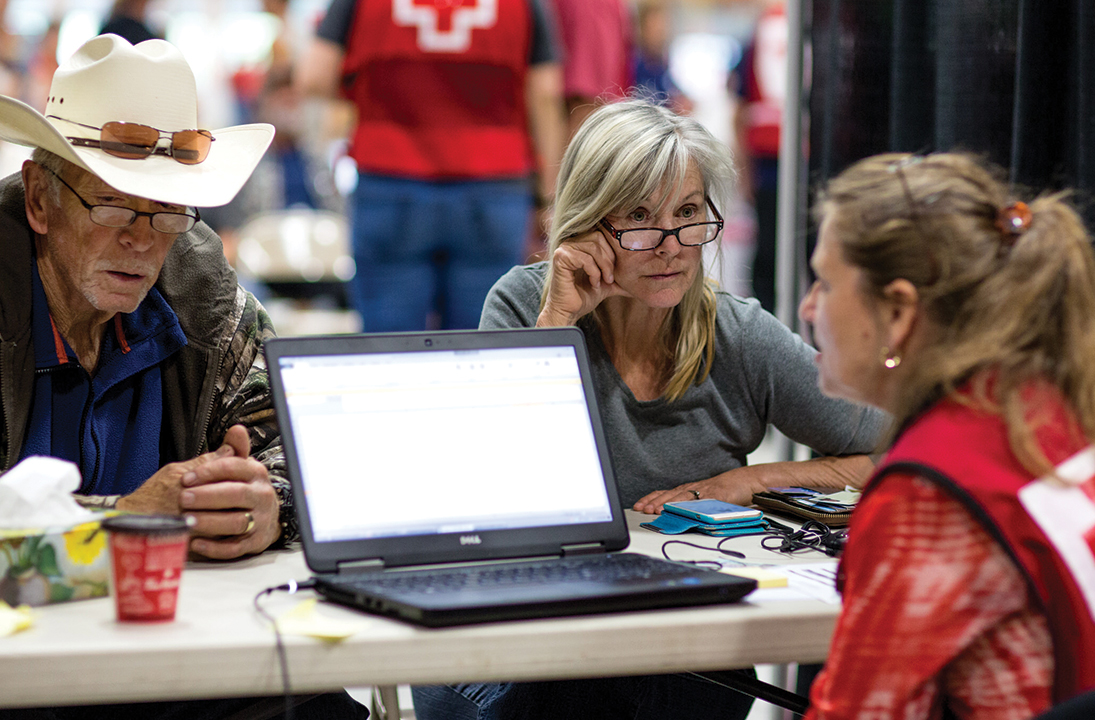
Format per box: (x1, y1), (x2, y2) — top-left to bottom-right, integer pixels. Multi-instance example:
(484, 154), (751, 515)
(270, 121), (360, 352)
(0, 457), (100, 531)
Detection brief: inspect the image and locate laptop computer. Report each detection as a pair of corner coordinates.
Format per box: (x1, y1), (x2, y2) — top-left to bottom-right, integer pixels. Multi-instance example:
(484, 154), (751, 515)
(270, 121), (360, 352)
(265, 327), (756, 627)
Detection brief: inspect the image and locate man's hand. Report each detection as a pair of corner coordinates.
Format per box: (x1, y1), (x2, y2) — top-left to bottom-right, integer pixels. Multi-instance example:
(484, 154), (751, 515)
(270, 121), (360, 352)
(117, 425), (280, 559)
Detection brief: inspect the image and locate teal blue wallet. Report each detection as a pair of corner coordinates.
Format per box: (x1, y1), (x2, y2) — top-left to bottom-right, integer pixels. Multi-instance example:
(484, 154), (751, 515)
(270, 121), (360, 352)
(640, 511), (768, 537)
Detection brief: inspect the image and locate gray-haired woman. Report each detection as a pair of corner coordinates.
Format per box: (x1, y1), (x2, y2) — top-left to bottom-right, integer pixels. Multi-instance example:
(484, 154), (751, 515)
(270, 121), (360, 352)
(412, 98), (886, 719)
(490, 98), (882, 512)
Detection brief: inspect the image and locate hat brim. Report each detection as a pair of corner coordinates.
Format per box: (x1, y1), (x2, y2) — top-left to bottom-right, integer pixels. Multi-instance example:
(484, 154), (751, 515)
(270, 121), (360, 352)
(0, 94), (274, 208)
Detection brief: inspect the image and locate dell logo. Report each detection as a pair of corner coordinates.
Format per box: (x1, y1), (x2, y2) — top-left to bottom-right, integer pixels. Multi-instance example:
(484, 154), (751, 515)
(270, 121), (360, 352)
(460, 535), (482, 545)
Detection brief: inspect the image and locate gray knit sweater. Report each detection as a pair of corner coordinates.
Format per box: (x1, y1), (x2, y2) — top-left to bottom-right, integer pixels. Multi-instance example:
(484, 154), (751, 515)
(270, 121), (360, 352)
(480, 263), (888, 506)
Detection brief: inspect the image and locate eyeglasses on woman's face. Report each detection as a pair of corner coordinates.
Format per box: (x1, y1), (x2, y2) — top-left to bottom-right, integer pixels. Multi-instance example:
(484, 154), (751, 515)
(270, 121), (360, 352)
(599, 197), (724, 252)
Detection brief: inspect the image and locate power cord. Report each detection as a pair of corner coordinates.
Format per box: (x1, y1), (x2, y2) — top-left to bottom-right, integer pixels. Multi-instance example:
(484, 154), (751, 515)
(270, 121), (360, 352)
(761, 519), (846, 558)
(253, 579), (316, 720)
(688, 669), (809, 716)
(661, 538), (747, 569)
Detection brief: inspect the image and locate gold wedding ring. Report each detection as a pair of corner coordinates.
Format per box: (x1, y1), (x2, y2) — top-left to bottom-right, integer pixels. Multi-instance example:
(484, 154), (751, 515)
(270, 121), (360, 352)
(243, 511), (256, 535)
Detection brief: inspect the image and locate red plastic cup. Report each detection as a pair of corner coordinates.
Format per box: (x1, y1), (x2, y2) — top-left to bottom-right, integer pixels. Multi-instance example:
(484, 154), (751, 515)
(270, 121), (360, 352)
(101, 515), (190, 622)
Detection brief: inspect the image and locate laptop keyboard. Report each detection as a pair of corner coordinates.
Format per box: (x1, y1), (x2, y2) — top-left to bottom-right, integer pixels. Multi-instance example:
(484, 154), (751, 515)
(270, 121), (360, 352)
(348, 553), (701, 594)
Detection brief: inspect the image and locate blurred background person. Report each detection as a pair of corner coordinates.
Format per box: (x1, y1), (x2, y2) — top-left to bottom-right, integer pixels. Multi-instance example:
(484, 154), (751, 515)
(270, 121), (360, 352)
(535, 0), (632, 261)
(296, 0), (567, 332)
(250, 0), (321, 212)
(99, 0), (162, 44)
(204, 0), (353, 322)
(210, 0), (325, 241)
(0, 0), (18, 98)
(0, 0), (28, 177)
(228, 0), (323, 215)
(22, 19), (60, 113)
(731, 0), (784, 314)
(549, 0), (632, 140)
(633, 0), (693, 116)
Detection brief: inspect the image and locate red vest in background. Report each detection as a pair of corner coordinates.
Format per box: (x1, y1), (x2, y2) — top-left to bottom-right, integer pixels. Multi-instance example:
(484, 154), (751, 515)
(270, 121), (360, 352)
(868, 383), (1095, 701)
(740, 2), (785, 159)
(342, 0), (533, 180)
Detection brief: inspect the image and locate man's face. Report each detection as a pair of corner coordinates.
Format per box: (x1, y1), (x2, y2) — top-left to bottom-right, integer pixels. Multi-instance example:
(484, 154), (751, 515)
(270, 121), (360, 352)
(27, 162), (183, 319)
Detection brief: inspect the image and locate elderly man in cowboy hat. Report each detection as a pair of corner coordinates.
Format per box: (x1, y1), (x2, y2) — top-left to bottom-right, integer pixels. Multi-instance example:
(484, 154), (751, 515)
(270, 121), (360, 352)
(0, 34), (370, 720)
(0, 33), (296, 560)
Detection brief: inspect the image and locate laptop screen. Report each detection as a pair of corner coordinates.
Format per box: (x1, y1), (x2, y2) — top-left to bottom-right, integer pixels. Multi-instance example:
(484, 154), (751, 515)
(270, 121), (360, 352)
(276, 344), (615, 543)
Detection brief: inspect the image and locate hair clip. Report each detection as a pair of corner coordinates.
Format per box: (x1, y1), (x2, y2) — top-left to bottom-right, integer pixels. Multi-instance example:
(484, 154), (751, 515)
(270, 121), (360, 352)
(888, 156), (924, 221)
(996, 201), (1033, 240)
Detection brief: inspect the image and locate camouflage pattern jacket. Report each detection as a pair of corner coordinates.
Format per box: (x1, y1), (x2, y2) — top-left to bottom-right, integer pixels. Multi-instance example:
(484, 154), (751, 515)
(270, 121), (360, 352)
(0, 174), (298, 547)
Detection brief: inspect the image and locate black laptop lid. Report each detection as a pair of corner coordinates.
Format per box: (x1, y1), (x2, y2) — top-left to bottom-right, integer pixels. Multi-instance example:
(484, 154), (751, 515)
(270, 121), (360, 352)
(265, 328), (629, 574)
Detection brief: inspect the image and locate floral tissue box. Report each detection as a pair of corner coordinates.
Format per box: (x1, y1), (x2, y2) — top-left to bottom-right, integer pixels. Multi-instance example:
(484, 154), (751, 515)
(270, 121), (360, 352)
(0, 519), (109, 606)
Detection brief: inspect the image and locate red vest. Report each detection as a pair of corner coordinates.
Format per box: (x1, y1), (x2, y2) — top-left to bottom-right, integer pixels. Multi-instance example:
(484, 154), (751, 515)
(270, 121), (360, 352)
(740, 3), (785, 158)
(868, 384), (1095, 701)
(341, 0), (533, 179)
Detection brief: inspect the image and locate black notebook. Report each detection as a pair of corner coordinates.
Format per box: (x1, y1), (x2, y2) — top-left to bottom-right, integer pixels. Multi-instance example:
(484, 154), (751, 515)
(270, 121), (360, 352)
(265, 328), (755, 627)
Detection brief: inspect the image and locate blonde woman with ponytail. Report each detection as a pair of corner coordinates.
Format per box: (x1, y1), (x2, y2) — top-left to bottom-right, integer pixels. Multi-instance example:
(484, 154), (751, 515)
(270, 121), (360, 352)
(799, 152), (1095, 718)
(413, 99), (886, 720)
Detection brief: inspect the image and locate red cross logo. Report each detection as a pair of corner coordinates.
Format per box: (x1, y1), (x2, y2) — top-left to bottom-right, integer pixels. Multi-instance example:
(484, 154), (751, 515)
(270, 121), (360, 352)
(1020, 449), (1095, 621)
(393, 0), (499, 53)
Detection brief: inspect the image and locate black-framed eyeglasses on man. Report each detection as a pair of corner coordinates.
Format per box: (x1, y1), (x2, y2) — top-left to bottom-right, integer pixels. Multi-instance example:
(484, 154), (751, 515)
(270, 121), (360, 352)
(42, 166), (200, 234)
(599, 198), (724, 252)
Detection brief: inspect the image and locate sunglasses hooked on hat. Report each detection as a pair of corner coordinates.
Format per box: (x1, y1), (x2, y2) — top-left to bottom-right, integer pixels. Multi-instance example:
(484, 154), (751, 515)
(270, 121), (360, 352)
(47, 117), (215, 165)
(0, 33), (274, 208)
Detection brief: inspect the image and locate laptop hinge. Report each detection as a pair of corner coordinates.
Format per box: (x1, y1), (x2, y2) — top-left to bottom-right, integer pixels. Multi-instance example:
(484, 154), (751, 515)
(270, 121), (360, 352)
(561, 542), (604, 556)
(336, 558), (385, 573)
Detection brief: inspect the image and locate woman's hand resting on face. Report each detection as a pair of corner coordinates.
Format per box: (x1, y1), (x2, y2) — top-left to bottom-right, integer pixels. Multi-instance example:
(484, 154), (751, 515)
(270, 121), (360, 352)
(537, 229), (631, 327)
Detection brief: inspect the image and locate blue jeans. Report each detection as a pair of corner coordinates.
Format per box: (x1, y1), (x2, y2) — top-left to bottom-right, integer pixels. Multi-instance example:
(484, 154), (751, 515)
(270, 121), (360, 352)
(411, 672), (756, 720)
(349, 173), (533, 331)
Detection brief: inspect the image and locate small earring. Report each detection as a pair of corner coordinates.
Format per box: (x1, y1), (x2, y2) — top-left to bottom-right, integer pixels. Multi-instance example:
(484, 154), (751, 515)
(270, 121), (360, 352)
(880, 347), (902, 369)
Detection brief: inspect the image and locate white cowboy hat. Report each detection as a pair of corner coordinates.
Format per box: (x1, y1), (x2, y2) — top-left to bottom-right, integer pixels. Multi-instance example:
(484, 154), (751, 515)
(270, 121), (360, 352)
(0, 34), (274, 208)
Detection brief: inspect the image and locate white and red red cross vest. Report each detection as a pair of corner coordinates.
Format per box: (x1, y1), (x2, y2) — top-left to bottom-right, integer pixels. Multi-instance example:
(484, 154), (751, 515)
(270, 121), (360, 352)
(864, 381), (1095, 701)
(340, 0), (533, 180)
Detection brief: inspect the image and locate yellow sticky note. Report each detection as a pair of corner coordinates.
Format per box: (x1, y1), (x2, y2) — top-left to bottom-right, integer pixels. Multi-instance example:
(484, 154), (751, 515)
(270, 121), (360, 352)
(275, 598), (370, 641)
(0, 601), (34, 637)
(720, 567), (789, 588)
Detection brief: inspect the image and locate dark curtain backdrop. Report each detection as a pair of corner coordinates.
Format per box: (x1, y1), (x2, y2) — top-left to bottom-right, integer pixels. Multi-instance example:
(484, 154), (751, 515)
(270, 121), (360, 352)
(808, 0), (1095, 231)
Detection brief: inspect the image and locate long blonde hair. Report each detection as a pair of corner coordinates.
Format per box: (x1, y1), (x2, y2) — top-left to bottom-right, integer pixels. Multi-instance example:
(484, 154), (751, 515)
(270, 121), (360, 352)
(818, 152), (1095, 474)
(543, 99), (736, 401)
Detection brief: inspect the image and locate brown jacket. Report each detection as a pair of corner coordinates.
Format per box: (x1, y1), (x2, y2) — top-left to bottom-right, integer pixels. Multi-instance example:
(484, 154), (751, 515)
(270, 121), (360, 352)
(0, 173), (297, 545)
